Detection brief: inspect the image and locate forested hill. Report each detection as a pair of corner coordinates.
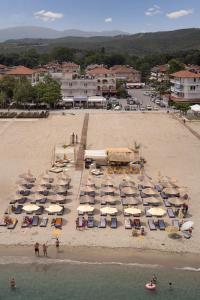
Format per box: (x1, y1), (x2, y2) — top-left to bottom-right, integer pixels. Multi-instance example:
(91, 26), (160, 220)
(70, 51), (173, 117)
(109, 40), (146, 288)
(1, 28), (200, 55)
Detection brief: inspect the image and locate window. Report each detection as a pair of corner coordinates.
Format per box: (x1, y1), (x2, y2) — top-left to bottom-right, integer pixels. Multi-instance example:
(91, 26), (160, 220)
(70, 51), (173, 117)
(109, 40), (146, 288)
(84, 90), (88, 94)
(194, 78), (196, 82)
(190, 86), (195, 91)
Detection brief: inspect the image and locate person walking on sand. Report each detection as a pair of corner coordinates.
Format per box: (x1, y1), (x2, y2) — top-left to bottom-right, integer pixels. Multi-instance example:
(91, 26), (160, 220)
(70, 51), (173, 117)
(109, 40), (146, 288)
(10, 277), (16, 289)
(34, 242), (39, 256)
(56, 238), (60, 251)
(43, 244), (48, 257)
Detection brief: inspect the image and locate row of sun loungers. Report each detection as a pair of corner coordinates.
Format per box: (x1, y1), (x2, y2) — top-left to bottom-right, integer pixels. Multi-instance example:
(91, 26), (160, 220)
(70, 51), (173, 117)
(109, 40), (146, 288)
(77, 216), (118, 229)
(0, 216), (63, 229)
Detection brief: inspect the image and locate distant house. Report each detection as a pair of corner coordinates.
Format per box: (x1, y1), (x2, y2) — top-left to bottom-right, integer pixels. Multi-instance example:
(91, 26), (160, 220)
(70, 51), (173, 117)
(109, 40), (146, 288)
(170, 70), (200, 103)
(150, 65), (169, 82)
(110, 65), (141, 82)
(6, 66), (38, 85)
(62, 62), (80, 75)
(86, 67), (116, 95)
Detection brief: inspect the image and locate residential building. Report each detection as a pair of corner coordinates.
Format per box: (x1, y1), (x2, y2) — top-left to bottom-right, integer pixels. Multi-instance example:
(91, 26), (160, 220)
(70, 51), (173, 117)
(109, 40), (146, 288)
(150, 65), (169, 82)
(6, 66), (38, 85)
(110, 65), (141, 82)
(61, 78), (98, 98)
(170, 70), (200, 103)
(86, 67), (116, 95)
(62, 62), (80, 75)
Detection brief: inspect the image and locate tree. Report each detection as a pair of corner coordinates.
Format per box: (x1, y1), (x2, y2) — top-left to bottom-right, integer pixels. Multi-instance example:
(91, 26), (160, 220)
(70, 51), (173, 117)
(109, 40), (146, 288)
(0, 76), (17, 100)
(50, 47), (74, 63)
(168, 59), (185, 74)
(35, 75), (62, 108)
(13, 77), (36, 103)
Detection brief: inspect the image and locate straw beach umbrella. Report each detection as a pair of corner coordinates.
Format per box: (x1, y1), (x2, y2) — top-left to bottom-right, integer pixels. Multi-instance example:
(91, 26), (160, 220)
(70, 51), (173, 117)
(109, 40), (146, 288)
(54, 186), (67, 194)
(121, 186), (138, 196)
(85, 179), (95, 187)
(163, 187), (179, 196)
(57, 178), (70, 186)
(148, 207), (166, 217)
(146, 197), (161, 205)
(23, 204), (39, 212)
(101, 180), (114, 187)
(46, 205), (63, 213)
(77, 205), (94, 213)
(101, 195), (116, 204)
(168, 198), (184, 206)
(101, 186), (115, 195)
(143, 188), (159, 196)
(41, 171), (54, 182)
(81, 186), (95, 194)
(124, 207), (141, 215)
(100, 207), (118, 215)
(79, 195), (94, 203)
(50, 194), (66, 203)
(126, 197), (140, 205)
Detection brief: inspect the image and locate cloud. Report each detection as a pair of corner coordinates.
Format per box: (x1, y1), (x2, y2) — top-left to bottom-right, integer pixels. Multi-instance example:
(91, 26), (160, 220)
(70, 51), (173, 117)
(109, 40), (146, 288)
(34, 10), (64, 22)
(145, 4), (161, 16)
(105, 17), (112, 23)
(166, 9), (193, 19)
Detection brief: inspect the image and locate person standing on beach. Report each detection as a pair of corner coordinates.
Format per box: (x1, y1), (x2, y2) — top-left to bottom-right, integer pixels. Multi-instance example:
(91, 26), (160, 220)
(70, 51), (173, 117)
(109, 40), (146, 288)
(56, 238), (60, 251)
(10, 277), (16, 289)
(43, 244), (48, 257)
(34, 242), (39, 256)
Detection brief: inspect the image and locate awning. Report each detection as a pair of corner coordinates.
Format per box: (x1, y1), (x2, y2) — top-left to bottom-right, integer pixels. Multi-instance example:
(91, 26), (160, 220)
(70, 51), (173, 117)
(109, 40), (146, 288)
(74, 96), (87, 102)
(88, 96), (106, 102)
(62, 97), (74, 102)
(84, 150), (107, 160)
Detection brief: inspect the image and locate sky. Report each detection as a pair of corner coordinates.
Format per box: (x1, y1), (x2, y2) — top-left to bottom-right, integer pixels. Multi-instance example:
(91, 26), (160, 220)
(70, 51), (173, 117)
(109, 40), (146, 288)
(0, 0), (199, 33)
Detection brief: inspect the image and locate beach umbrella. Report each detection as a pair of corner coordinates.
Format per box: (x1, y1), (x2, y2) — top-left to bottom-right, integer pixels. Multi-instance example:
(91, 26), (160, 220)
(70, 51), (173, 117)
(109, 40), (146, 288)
(77, 205), (94, 213)
(30, 193), (44, 202)
(79, 195), (94, 203)
(101, 186), (115, 194)
(101, 180), (114, 187)
(101, 195), (116, 203)
(146, 197), (161, 205)
(147, 207), (166, 217)
(124, 207), (141, 215)
(104, 174), (112, 180)
(23, 204), (40, 212)
(46, 205), (62, 213)
(41, 171), (54, 182)
(33, 185), (47, 193)
(163, 187), (179, 196)
(54, 186), (67, 194)
(168, 198), (184, 206)
(57, 178), (70, 186)
(85, 179), (95, 187)
(50, 194), (66, 202)
(120, 180), (135, 188)
(100, 207), (118, 215)
(140, 179), (154, 188)
(166, 226), (179, 233)
(143, 188), (159, 196)
(181, 221), (194, 231)
(126, 197), (140, 205)
(81, 186), (95, 194)
(121, 186), (138, 196)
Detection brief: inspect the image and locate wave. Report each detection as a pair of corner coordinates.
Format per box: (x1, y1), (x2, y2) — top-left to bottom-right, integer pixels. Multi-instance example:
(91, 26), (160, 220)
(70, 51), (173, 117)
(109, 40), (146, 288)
(175, 267), (200, 272)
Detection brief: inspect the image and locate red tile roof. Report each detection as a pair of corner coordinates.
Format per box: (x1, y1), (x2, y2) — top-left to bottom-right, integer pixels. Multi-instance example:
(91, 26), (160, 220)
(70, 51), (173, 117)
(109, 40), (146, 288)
(171, 70), (200, 78)
(87, 67), (111, 75)
(6, 66), (35, 75)
(62, 62), (79, 67)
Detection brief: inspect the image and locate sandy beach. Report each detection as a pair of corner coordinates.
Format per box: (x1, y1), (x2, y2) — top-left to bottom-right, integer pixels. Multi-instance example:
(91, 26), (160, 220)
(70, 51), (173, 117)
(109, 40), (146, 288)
(0, 111), (200, 256)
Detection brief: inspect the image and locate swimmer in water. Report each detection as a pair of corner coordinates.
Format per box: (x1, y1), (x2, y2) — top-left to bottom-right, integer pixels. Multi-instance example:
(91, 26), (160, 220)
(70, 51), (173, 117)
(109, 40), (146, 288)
(152, 274), (157, 284)
(10, 278), (16, 289)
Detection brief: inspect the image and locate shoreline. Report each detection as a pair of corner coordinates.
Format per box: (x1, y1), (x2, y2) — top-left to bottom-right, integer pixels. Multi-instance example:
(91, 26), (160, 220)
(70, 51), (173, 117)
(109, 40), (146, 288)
(0, 245), (199, 269)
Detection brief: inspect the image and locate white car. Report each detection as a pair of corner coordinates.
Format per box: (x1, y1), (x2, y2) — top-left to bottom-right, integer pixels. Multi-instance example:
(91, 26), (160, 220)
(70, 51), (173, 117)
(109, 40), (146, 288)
(114, 106), (121, 111)
(147, 105), (152, 110)
(143, 92), (149, 96)
(153, 106), (159, 111)
(155, 100), (160, 104)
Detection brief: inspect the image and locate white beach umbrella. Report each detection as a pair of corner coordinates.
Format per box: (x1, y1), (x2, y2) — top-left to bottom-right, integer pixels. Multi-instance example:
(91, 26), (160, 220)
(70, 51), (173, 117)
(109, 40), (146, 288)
(148, 207), (166, 217)
(100, 207), (118, 215)
(23, 204), (40, 212)
(77, 205), (94, 213)
(46, 204), (62, 213)
(124, 207), (141, 215)
(181, 221), (194, 231)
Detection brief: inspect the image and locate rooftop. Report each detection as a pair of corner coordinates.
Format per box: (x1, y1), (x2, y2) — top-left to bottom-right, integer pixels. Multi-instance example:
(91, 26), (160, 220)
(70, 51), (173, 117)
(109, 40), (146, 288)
(171, 70), (200, 78)
(6, 66), (35, 75)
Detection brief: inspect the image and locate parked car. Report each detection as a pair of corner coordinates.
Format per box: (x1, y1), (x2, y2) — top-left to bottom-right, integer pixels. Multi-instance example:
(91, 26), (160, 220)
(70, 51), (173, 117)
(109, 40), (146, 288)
(155, 100), (160, 105)
(153, 106), (159, 111)
(143, 92), (150, 96)
(140, 107), (145, 111)
(147, 105), (152, 111)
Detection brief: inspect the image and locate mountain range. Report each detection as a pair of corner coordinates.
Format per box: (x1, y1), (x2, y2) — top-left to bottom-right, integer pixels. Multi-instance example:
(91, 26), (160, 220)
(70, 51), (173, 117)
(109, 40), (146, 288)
(0, 26), (128, 42)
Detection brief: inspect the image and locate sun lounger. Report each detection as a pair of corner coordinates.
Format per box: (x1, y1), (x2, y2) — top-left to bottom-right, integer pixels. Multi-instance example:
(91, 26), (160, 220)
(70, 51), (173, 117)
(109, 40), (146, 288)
(78, 216), (84, 228)
(133, 218), (141, 229)
(32, 216), (39, 226)
(155, 184), (162, 192)
(54, 218), (62, 228)
(145, 208), (152, 217)
(148, 219), (156, 230)
(14, 205), (23, 214)
(163, 199), (171, 207)
(160, 191), (168, 199)
(98, 217), (106, 228)
(18, 198), (26, 204)
(167, 208), (175, 218)
(38, 198), (47, 204)
(140, 191), (148, 198)
(138, 184), (142, 191)
(87, 216), (94, 228)
(35, 206), (44, 215)
(158, 219), (166, 230)
(9, 199), (17, 204)
(125, 218), (132, 229)
(57, 206), (64, 216)
(7, 218), (18, 229)
(172, 219), (180, 229)
(40, 217), (48, 227)
(110, 217), (117, 229)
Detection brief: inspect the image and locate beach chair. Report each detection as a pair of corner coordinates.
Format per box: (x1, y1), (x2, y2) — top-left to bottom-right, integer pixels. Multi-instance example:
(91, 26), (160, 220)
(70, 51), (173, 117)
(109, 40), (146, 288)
(57, 206), (65, 216)
(172, 219), (180, 229)
(158, 219), (166, 230)
(39, 198), (47, 204)
(138, 184), (143, 191)
(35, 206), (44, 215)
(148, 219), (156, 231)
(18, 198), (26, 204)
(163, 199), (171, 207)
(155, 184), (162, 192)
(54, 218), (62, 228)
(110, 217), (117, 229)
(7, 218), (18, 229)
(124, 218), (132, 229)
(140, 191), (148, 198)
(87, 216), (94, 228)
(133, 218), (141, 229)
(21, 217), (30, 228)
(14, 205), (23, 214)
(160, 192), (168, 199)
(40, 217), (48, 227)
(145, 208), (152, 217)
(78, 216), (84, 228)
(167, 208), (175, 218)
(32, 216), (39, 226)
(98, 217), (106, 228)
(89, 198), (95, 205)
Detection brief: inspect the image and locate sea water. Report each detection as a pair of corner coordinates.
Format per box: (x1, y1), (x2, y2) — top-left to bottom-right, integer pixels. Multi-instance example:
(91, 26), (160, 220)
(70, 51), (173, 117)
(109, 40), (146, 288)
(0, 258), (199, 300)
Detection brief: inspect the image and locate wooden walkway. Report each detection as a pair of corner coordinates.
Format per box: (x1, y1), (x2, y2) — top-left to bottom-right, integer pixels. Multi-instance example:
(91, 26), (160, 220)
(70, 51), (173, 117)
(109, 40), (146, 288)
(75, 113), (89, 170)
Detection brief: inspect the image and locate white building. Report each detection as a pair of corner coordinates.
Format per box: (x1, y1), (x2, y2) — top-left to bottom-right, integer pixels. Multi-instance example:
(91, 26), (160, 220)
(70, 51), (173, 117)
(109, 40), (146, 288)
(61, 78), (98, 98)
(170, 70), (200, 103)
